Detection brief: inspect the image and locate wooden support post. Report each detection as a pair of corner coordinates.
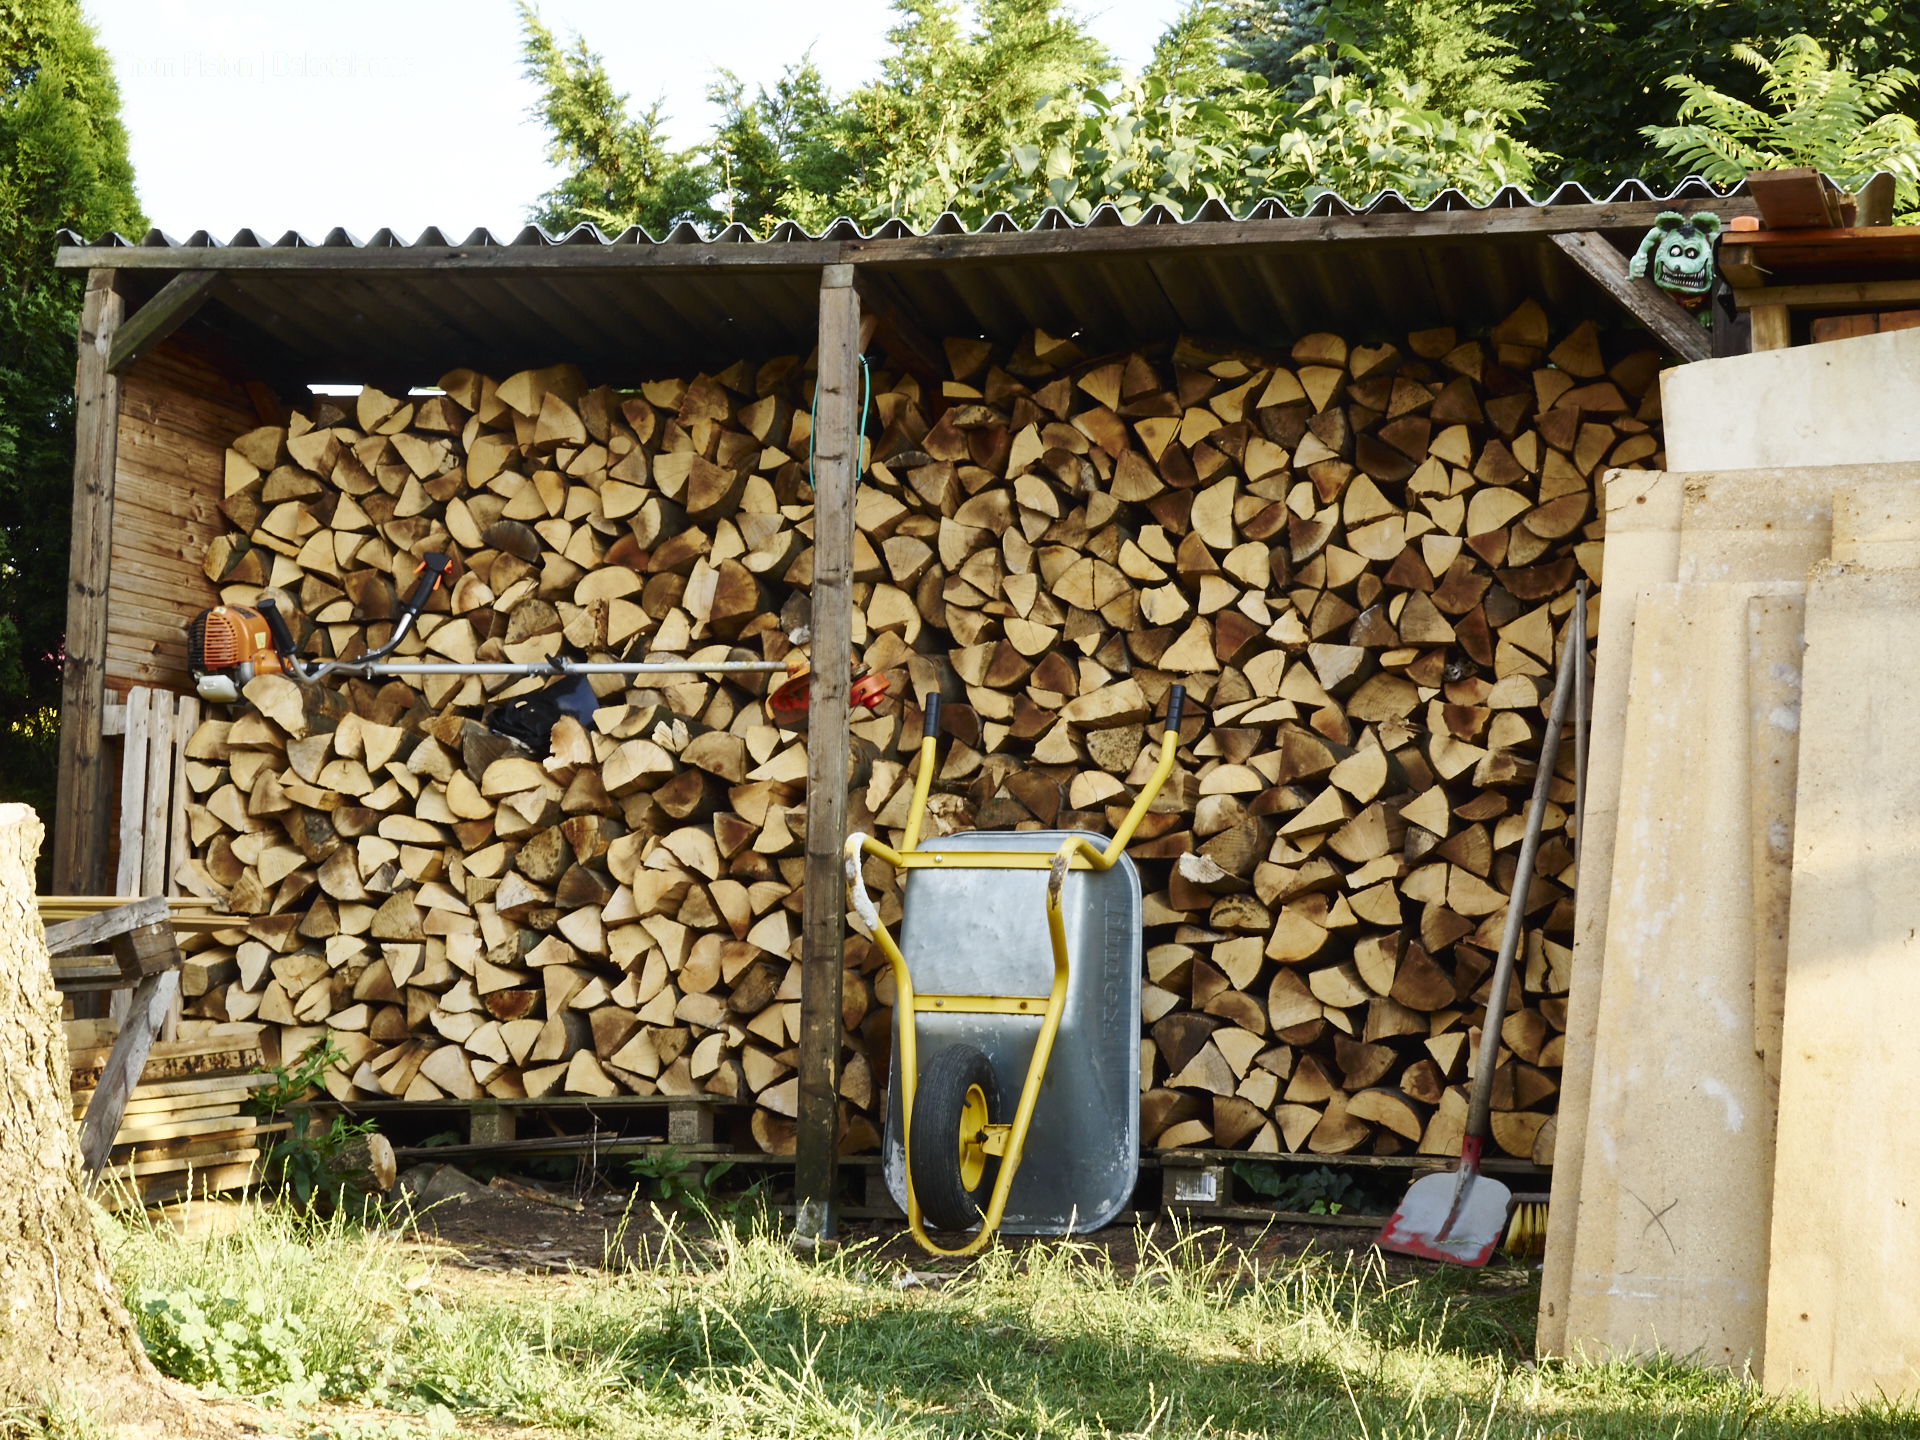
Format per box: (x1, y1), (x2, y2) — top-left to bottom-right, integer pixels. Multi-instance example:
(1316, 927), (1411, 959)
(53, 270), (125, 897)
(1749, 303), (1792, 351)
(77, 967), (179, 1178)
(1550, 231), (1713, 364)
(793, 263), (861, 1242)
(141, 690), (174, 897)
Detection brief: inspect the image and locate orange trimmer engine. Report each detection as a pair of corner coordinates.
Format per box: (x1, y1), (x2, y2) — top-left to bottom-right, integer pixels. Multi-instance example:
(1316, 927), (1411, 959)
(187, 602), (295, 704)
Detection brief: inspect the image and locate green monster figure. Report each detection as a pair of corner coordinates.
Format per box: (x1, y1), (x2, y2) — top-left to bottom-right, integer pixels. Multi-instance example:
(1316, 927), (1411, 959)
(1629, 210), (1722, 319)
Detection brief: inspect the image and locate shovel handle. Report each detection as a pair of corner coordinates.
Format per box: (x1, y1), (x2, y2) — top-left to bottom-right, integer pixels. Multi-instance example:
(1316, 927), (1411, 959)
(1464, 615), (1582, 1146)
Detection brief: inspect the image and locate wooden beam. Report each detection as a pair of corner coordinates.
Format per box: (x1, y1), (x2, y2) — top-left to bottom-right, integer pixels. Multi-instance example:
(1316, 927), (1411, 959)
(106, 269), (220, 373)
(42, 894), (172, 956)
(1717, 244), (1770, 289)
(114, 686), (150, 898)
(52, 270), (125, 897)
(77, 967), (180, 1178)
(1551, 231), (1713, 364)
(1731, 278), (1920, 311)
(793, 264), (861, 1242)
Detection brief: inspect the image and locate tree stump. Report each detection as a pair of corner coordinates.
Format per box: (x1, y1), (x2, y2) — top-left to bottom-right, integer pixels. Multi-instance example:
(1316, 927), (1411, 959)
(0, 804), (231, 1432)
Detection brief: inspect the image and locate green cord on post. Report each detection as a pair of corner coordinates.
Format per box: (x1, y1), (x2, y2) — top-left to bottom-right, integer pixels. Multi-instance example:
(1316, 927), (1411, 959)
(808, 353), (872, 496)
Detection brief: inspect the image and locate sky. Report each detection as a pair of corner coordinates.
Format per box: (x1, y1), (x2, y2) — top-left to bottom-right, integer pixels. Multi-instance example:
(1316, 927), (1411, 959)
(85, 0), (1184, 243)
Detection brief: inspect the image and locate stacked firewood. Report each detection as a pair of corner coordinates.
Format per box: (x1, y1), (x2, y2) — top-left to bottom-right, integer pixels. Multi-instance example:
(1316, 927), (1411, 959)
(178, 296), (1656, 1161)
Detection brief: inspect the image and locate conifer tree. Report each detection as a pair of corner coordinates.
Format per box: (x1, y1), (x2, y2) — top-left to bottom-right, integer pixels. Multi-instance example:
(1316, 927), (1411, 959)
(518, 2), (716, 234)
(0, 0), (142, 825)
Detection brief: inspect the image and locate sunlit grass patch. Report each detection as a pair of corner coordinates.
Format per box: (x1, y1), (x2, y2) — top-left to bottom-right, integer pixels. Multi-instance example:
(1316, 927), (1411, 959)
(102, 1199), (1916, 1438)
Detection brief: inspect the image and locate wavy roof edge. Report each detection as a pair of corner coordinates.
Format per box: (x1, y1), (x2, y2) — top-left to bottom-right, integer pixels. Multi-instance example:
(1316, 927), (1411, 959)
(58, 176), (1746, 252)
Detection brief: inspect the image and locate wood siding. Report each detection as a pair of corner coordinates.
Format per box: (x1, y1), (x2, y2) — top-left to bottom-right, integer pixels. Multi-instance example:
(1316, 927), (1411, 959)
(107, 338), (257, 691)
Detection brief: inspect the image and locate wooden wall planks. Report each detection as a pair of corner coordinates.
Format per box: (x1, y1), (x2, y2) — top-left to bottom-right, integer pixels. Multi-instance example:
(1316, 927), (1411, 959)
(107, 338), (257, 691)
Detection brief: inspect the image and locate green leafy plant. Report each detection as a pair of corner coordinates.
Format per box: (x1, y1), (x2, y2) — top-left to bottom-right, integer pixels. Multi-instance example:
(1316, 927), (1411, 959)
(516, 1), (718, 234)
(249, 1039), (380, 1211)
(624, 1146), (735, 1206)
(943, 46), (1538, 233)
(131, 1284), (320, 1404)
(1274, 46), (1542, 205)
(1233, 1160), (1370, 1214)
(1643, 32), (1920, 217)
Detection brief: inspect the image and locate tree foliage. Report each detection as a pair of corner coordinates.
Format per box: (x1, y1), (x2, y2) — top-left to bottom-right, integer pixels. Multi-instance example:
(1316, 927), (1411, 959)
(1320, 0), (1544, 123)
(517, 2), (715, 234)
(0, 0), (142, 818)
(708, 61), (859, 233)
(938, 53), (1539, 231)
(836, 0), (1117, 228)
(518, 0), (1917, 229)
(524, 0), (1548, 235)
(1492, 0), (1920, 189)
(1643, 33), (1920, 214)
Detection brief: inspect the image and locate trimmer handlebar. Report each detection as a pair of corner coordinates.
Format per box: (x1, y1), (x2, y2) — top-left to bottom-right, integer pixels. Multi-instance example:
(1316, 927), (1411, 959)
(922, 692), (942, 739)
(404, 553), (453, 617)
(286, 551), (453, 681)
(255, 596), (298, 657)
(1164, 684), (1184, 734)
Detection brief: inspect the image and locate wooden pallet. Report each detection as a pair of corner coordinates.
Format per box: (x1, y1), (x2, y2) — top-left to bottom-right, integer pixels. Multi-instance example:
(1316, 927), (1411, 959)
(62, 1011), (274, 1204)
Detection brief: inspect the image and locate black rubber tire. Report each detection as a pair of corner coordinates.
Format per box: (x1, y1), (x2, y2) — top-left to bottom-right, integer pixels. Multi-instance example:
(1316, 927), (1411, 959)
(910, 1044), (1002, 1231)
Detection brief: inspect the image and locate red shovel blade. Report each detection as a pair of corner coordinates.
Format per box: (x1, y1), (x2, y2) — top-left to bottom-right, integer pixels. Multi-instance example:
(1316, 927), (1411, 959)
(1376, 1136), (1511, 1267)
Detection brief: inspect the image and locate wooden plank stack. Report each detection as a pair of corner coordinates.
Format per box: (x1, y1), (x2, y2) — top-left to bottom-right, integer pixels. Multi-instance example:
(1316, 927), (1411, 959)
(66, 1020), (279, 1204)
(175, 297), (1661, 1161)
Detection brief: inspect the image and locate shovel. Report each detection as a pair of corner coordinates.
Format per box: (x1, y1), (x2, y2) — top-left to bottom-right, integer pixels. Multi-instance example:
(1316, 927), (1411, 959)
(1378, 601), (1583, 1266)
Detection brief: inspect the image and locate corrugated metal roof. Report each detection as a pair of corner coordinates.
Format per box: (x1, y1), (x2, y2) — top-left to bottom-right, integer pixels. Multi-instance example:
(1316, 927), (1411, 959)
(56, 176), (1752, 391)
(57, 174), (1744, 252)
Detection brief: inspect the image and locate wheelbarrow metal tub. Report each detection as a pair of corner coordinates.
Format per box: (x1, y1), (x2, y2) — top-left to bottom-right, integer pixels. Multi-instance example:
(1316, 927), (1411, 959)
(880, 828), (1143, 1235)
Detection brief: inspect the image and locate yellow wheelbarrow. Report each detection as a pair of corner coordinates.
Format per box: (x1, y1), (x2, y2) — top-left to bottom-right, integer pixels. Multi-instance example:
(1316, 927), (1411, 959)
(844, 685), (1185, 1256)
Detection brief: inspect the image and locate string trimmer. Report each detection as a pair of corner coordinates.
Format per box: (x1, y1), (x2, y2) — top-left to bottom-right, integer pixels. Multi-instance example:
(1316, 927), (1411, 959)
(187, 551), (885, 717)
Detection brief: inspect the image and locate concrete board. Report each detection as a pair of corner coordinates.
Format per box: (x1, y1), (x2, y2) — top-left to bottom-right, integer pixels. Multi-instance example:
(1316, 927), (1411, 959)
(1676, 476), (1834, 584)
(1663, 328), (1920, 472)
(1746, 596), (1805, 1121)
(1765, 565), (1920, 1405)
(1832, 481), (1920, 568)
(1538, 468), (1683, 1355)
(1563, 581), (1793, 1369)
(1541, 464), (1920, 1354)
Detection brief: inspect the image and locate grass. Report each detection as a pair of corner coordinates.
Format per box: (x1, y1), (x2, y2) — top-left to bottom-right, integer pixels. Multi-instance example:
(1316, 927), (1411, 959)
(96, 1199), (1919, 1439)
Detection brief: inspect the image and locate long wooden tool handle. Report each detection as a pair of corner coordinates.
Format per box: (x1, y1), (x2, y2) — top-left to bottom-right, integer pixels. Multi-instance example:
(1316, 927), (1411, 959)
(1572, 579), (1590, 863)
(1465, 612), (1582, 1144)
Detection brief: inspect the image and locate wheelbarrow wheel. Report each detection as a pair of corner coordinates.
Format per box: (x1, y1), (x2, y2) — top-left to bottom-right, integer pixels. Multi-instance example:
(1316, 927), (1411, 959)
(910, 1045), (1002, 1232)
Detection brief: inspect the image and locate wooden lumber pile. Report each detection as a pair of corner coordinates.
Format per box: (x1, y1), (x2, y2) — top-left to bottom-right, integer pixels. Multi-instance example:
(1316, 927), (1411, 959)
(66, 1019), (280, 1204)
(178, 297), (1659, 1160)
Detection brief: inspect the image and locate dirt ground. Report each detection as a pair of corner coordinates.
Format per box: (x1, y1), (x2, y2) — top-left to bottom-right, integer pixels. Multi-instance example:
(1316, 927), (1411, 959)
(397, 1170), (1451, 1283)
